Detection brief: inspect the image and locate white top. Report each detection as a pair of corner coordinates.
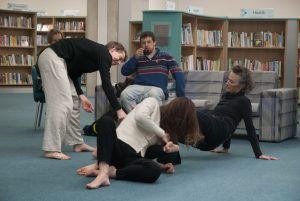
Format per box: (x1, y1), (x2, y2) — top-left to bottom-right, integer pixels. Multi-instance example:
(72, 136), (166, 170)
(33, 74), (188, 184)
(117, 97), (166, 157)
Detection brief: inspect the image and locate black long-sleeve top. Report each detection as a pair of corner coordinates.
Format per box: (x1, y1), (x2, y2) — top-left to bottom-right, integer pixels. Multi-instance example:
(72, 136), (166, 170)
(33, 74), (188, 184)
(50, 38), (121, 111)
(197, 91), (263, 158)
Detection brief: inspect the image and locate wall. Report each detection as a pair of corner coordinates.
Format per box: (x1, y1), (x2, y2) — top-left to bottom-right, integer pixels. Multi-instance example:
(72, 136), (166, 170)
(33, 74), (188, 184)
(0, 0), (87, 16)
(130, 0), (300, 20)
(176, 0), (300, 18)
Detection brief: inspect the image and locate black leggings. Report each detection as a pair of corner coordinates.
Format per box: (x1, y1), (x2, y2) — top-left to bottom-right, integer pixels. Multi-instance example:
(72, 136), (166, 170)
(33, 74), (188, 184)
(94, 115), (161, 183)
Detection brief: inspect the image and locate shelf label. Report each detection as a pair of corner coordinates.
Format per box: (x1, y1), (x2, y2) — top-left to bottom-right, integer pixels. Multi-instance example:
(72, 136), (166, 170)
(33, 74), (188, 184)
(241, 8), (274, 18)
(61, 10), (80, 16)
(187, 5), (204, 15)
(7, 3), (28, 11)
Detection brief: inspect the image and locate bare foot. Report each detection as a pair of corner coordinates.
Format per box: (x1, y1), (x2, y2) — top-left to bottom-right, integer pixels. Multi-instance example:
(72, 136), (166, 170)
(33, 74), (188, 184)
(73, 143), (95, 152)
(92, 149), (97, 159)
(77, 163), (98, 176)
(86, 169), (99, 177)
(86, 172), (110, 189)
(44, 151), (71, 160)
(86, 163), (110, 189)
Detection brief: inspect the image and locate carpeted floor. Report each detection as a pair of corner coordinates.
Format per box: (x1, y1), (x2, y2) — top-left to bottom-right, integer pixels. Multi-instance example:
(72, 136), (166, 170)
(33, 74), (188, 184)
(0, 93), (299, 201)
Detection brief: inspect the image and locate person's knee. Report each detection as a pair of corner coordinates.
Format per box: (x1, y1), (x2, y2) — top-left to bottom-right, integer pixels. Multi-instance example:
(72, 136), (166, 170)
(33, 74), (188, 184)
(148, 88), (164, 101)
(97, 115), (116, 126)
(143, 163), (161, 183)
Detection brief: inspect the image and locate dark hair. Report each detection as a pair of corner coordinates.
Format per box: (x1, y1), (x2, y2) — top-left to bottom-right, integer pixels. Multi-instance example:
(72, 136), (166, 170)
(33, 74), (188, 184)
(231, 65), (254, 93)
(105, 41), (128, 61)
(47, 29), (64, 44)
(160, 97), (203, 145)
(140, 31), (156, 43)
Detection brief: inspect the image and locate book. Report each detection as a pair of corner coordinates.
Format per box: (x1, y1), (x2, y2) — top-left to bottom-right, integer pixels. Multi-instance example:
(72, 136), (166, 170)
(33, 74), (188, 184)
(253, 32), (263, 47)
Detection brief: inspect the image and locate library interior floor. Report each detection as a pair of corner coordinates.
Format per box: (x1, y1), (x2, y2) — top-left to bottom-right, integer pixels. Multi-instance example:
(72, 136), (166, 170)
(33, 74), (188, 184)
(0, 93), (299, 201)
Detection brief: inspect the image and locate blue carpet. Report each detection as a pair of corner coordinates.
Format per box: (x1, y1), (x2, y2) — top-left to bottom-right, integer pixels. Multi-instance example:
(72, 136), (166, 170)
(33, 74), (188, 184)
(0, 93), (300, 201)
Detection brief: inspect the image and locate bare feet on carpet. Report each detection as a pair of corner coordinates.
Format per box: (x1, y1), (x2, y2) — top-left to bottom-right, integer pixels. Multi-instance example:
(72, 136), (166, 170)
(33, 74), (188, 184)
(44, 151), (71, 160)
(77, 163), (98, 176)
(73, 143), (95, 152)
(86, 163), (110, 189)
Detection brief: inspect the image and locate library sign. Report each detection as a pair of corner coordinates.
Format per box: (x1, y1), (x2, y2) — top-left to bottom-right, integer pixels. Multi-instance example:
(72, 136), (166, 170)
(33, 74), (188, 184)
(241, 8), (274, 18)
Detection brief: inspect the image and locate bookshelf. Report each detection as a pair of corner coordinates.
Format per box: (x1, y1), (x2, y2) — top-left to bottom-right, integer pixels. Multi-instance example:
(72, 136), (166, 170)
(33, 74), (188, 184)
(227, 19), (285, 86)
(0, 9), (36, 87)
(37, 16), (86, 52)
(143, 11), (226, 72)
(37, 16), (86, 84)
(142, 11), (298, 88)
(195, 16), (226, 71)
(129, 21), (142, 56)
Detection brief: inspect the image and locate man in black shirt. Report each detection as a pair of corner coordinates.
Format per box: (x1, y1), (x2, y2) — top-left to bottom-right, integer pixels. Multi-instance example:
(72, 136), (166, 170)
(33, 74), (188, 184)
(38, 38), (127, 160)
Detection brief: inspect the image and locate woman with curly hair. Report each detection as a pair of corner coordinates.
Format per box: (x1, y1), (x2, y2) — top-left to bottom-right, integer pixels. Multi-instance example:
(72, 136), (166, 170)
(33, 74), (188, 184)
(188, 65), (278, 160)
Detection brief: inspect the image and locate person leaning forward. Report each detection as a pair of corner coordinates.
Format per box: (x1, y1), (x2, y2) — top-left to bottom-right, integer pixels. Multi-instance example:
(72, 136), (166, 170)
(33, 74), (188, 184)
(37, 38), (127, 160)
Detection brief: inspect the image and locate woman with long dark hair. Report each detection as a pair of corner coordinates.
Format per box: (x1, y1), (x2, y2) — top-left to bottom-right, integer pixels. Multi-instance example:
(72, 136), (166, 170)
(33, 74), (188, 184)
(77, 97), (200, 189)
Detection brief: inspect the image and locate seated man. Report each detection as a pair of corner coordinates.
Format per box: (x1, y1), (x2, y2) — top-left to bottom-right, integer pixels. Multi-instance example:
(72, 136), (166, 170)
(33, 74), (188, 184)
(120, 31), (185, 112)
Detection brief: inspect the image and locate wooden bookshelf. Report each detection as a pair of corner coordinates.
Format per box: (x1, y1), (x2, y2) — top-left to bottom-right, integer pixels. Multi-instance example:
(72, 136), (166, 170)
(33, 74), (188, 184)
(143, 11), (226, 72)
(227, 19), (285, 86)
(142, 11), (298, 88)
(37, 16), (86, 51)
(36, 16), (54, 54)
(0, 9), (36, 87)
(129, 21), (142, 56)
(195, 16), (226, 71)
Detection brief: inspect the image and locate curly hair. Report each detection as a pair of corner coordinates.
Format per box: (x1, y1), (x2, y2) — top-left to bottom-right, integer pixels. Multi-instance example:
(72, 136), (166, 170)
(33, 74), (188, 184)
(160, 97), (203, 145)
(231, 65), (254, 93)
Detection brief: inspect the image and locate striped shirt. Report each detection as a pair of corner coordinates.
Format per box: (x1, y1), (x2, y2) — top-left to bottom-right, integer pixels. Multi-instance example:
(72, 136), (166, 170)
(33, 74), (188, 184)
(121, 48), (185, 98)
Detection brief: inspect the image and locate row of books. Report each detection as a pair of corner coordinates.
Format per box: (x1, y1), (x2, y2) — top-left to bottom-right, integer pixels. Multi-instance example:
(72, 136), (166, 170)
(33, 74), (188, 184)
(228, 58), (282, 76)
(196, 30), (223, 47)
(181, 23), (194, 45)
(228, 31), (284, 48)
(37, 35), (48, 45)
(0, 54), (34, 66)
(36, 24), (54, 32)
(0, 35), (32, 47)
(54, 21), (85, 31)
(0, 72), (32, 85)
(181, 55), (194, 71)
(0, 16), (33, 28)
(196, 57), (221, 71)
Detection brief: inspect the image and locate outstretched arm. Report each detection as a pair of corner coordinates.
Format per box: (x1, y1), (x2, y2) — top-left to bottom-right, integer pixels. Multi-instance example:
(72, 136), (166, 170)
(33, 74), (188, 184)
(243, 98), (278, 160)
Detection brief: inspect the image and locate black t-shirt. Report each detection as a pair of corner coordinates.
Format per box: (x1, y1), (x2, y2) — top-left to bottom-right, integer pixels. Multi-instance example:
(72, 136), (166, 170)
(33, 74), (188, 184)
(50, 38), (121, 111)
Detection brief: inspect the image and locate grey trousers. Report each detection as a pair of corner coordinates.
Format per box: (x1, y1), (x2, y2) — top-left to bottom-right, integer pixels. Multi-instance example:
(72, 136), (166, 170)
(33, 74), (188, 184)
(38, 48), (84, 152)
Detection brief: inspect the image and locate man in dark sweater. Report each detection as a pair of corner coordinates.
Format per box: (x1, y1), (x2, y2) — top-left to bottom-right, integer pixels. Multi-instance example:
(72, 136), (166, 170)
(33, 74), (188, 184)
(38, 38), (127, 160)
(120, 31), (185, 112)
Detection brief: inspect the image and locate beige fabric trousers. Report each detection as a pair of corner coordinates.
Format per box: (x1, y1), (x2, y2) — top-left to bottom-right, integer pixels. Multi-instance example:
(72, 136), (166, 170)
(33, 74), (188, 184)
(38, 48), (84, 152)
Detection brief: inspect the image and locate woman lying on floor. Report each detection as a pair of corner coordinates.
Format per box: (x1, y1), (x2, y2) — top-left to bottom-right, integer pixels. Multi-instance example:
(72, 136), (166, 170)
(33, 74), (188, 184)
(184, 65), (278, 160)
(77, 97), (200, 189)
